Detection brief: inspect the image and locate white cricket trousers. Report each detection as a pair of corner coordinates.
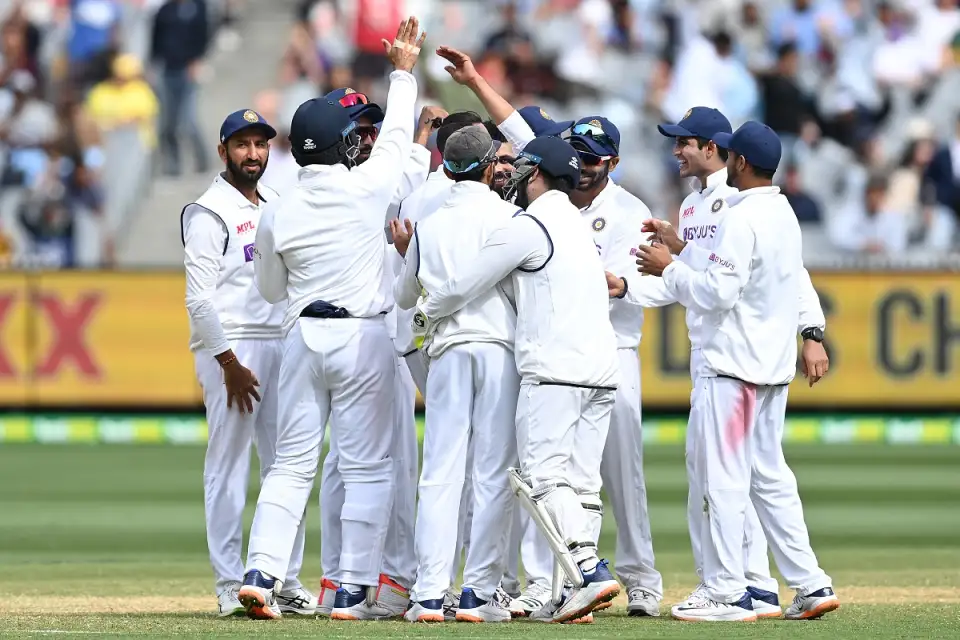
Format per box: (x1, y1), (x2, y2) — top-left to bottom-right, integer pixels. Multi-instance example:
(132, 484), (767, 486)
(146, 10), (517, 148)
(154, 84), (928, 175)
(517, 382), (615, 561)
(246, 318), (396, 587)
(600, 349), (662, 596)
(413, 342), (520, 602)
(194, 338), (306, 595)
(319, 354), (419, 588)
(686, 349), (777, 593)
(693, 375), (832, 602)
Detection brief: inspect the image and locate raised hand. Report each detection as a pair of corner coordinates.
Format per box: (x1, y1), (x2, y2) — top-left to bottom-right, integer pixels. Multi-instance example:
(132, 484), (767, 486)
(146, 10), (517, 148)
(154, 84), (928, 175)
(382, 16), (426, 73)
(436, 46), (481, 87)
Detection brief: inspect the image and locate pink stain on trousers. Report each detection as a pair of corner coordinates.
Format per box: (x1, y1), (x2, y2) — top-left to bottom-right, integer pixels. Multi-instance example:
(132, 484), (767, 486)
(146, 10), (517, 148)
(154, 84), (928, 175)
(725, 382), (757, 454)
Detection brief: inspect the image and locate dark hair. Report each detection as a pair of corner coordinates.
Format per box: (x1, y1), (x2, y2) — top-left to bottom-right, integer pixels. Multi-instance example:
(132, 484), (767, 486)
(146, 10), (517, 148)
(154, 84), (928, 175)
(866, 173), (889, 192)
(777, 41), (798, 60)
(449, 165), (490, 183)
(541, 170), (575, 195)
(753, 166), (777, 180)
(696, 137), (728, 162)
(483, 119), (508, 143)
(436, 111), (484, 154)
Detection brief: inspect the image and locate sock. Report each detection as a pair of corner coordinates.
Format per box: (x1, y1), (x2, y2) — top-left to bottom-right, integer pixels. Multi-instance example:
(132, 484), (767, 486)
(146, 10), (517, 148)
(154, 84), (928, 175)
(342, 583), (363, 595)
(578, 557), (599, 573)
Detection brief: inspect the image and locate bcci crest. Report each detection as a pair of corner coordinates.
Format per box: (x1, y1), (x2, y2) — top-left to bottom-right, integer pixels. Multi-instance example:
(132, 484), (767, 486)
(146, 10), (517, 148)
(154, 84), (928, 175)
(711, 199), (723, 213)
(540, 108), (552, 120)
(344, 88), (356, 94)
(589, 119), (603, 128)
(683, 108), (693, 121)
(243, 110), (259, 123)
(592, 217), (606, 232)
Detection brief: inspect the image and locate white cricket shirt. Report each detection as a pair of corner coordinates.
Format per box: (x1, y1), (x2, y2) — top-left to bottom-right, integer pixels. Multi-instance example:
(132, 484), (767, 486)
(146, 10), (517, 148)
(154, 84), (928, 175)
(253, 70), (418, 335)
(182, 175), (283, 354)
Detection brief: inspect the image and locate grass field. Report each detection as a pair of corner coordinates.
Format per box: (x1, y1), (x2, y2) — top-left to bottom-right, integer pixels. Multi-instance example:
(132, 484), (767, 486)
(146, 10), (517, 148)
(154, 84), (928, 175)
(1, 441), (959, 638)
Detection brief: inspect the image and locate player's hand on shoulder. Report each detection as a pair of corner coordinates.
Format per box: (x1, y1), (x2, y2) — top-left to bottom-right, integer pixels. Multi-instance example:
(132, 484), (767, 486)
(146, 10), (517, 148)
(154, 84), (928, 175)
(382, 16), (426, 73)
(436, 46), (480, 86)
(389, 218), (415, 257)
(222, 360), (261, 414)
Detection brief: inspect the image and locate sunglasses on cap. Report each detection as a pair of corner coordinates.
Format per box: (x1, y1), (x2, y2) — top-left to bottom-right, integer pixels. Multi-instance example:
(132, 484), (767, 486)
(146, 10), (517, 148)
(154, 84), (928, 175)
(569, 121), (619, 155)
(337, 92), (369, 108)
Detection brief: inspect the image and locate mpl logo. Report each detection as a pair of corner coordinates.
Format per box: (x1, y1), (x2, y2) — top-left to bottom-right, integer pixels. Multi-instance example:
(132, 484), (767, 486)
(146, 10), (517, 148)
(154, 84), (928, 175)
(681, 206), (695, 219)
(243, 243), (255, 262)
(237, 220), (256, 234)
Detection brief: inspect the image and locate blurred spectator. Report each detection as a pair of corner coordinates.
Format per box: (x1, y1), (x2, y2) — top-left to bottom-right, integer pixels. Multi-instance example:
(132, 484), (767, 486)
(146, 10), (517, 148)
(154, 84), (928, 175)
(66, 0), (122, 91)
(284, 0), (351, 91)
(151, 0), (211, 176)
(760, 42), (815, 146)
(768, 0), (854, 59)
(733, 1), (774, 72)
(924, 112), (960, 222)
(830, 173), (909, 254)
(0, 13), (41, 85)
(85, 53), (159, 151)
(0, 70), (58, 188)
(784, 163), (822, 223)
(349, 0), (403, 96)
(886, 119), (936, 235)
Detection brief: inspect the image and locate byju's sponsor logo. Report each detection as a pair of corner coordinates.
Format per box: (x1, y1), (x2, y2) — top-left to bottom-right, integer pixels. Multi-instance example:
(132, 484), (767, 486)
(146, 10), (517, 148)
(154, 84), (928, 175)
(243, 243), (255, 262)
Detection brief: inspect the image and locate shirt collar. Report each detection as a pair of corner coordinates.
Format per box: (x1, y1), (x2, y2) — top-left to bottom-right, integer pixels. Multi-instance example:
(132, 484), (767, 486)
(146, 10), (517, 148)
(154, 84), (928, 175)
(579, 178), (618, 213)
(701, 168), (728, 196)
(214, 172), (264, 208)
(448, 181), (494, 199)
(726, 185), (781, 207)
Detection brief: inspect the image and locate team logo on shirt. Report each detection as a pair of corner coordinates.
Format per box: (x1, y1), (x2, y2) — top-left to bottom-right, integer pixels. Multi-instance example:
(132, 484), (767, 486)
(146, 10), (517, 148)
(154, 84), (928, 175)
(243, 110), (259, 123)
(711, 198), (723, 213)
(591, 217), (606, 232)
(243, 243), (256, 262)
(681, 206), (695, 218)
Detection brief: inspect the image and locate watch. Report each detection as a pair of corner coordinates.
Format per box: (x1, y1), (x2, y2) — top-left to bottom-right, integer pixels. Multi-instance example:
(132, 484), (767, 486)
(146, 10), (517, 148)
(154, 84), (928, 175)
(801, 327), (824, 343)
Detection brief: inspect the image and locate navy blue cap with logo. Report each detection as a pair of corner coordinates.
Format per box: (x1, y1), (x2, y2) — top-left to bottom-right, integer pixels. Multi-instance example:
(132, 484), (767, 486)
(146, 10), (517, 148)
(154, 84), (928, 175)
(712, 121), (783, 172)
(518, 135), (582, 186)
(288, 98), (358, 156)
(657, 106), (732, 141)
(518, 106), (574, 137)
(567, 116), (620, 159)
(219, 109), (277, 144)
(324, 87), (385, 124)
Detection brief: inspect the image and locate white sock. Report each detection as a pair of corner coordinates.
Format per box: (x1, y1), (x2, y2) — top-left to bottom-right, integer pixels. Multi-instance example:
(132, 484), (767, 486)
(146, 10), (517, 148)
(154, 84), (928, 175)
(342, 583), (363, 595)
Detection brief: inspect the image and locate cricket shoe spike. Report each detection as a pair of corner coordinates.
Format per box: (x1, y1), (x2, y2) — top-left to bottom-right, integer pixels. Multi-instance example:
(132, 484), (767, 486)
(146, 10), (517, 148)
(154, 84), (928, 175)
(316, 577), (339, 616)
(238, 570), (282, 620)
(277, 585), (316, 616)
(405, 598), (446, 623)
(455, 588), (511, 623)
(553, 560), (621, 623)
(784, 587), (840, 620)
(672, 592), (757, 622)
(746, 585), (782, 619)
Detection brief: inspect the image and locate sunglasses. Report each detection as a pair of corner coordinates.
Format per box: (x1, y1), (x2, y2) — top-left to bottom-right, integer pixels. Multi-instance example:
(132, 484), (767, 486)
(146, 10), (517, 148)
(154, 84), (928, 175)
(337, 92), (369, 108)
(443, 141), (500, 174)
(570, 122), (619, 155)
(355, 125), (378, 140)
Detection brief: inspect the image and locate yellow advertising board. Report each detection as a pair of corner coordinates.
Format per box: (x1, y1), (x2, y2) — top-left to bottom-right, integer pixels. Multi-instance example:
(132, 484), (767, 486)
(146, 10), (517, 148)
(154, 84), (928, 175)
(0, 271), (957, 409)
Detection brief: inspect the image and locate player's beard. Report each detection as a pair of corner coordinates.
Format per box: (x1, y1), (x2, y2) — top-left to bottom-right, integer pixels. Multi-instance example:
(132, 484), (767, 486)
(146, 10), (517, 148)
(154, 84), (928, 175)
(357, 144), (373, 164)
(514, 180), (532, 209)
(726, 163), (738, 188)
(227, 156), (267, 188)
(492, 173), (509, 199)
(577, 162), (609, 192)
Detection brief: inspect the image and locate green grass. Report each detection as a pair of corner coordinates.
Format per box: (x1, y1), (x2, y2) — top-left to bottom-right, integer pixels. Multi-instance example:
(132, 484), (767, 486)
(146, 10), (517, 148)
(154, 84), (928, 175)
(0, 443), (958, 638)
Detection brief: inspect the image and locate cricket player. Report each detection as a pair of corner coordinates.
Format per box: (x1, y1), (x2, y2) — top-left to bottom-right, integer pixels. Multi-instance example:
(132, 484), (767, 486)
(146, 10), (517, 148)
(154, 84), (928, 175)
(637, 122), (839, 622)
(237, 17), (426, 621)
(313, 89), (444, 618)
(182, 108), (314, 618)
(629, 107), (830, 617)
(391, 125), (522, 623)
(416, 135), (622, 623)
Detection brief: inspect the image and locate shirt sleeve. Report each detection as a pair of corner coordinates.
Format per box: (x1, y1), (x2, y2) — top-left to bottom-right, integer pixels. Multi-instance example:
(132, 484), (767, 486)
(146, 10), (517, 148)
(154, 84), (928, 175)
(419, 215), (549, 319)
(797, 266), (825, 332)
(497, 110), (536, 154)
(182, 205), (230, 355)
(605, 202), (677, 308)
(676, 239), (714, 271)
(623, 275), (677, 308)
(253, 202), (288, 304)
(662, 212), (755, 315)
(393, 224), (423, 310)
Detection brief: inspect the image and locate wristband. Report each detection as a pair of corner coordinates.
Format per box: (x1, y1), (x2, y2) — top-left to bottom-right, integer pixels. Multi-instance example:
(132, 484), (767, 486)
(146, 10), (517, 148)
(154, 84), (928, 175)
(219, 355), (237, 368)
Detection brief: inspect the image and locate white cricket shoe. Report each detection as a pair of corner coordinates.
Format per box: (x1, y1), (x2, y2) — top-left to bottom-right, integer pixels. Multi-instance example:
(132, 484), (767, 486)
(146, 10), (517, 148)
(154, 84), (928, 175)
(316, 577), (338, 617)
(627, 586), (661, 617)
(671, 593), (757, 622)
(500, 579), (521, 600)
(237, 570), (282, 620)
(373, 574), (410, 617)
(216, 585), (245, 618)
(455, 588), (511, 623)
(493, 586), (514, 609)
(442, 588), (460, 621)
(277, 585), (316, 616)
(508, 581), (550, 618)
(553, 560), (621, 623)
(530, 598), (594, 624)
(683, 582), (708, 604)
(405, 598), (445, 623)
(331, 575), (409, 621)
(746, 585), (782, 619)
(784, 587), (840, 620)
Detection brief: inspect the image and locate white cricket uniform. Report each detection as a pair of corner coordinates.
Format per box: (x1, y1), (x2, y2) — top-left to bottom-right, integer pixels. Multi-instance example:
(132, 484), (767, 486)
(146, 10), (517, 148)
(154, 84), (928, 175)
(662, 186), (833, 603)
(396, 182), (521, 603)
(246, 69), (418, 588)
(580, 179), (664, 598)
(630, 169), (825, 595)
(420, 190), (620, 565)
(182, 176), (308, 596)
(319, 144), (432, 592)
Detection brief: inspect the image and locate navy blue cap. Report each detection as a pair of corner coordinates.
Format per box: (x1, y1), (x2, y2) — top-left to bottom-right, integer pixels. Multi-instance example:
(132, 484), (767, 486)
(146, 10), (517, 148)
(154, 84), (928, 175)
(568, 116), (620, 157)
(518, 106), (573, 137)
(289, 98), (357, 155)
(518, 136), (581, 186)
(219, 109), (277, 144)
(713, 121), (782, 172)
(324, 88), (385, 124)
(657, 106), (731, 141)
